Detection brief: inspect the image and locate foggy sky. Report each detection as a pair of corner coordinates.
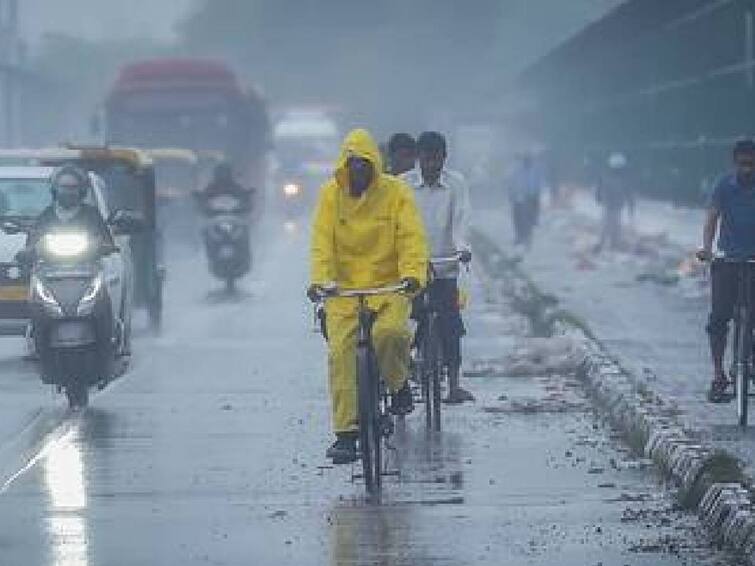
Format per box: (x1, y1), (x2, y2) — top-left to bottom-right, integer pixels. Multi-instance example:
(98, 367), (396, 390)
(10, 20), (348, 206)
(22, 0), (194, 43)
(21, 0), (620, 53)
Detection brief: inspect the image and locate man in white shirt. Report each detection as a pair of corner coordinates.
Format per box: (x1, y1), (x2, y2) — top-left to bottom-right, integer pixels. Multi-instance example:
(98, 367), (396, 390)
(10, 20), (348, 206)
(403, 131), (473, 403)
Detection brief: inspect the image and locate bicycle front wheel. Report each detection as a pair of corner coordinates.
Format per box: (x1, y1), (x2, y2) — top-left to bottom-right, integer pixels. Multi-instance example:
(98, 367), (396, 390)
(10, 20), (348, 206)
(357, 345), (378, 494)
(738, 309), (751, 427)
(738, 368), (749, 427)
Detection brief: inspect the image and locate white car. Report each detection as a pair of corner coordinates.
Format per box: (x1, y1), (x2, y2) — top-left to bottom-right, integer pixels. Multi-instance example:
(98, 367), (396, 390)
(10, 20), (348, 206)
(0, 166), (134, 338)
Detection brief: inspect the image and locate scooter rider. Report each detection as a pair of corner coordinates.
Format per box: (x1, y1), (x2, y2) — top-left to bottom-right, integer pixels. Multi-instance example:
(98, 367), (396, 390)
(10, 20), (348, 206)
(403, 131), (474, 404)
(198, 162), (254, 217)
(25, 165), (114, 253)
(204, 163), (246, 197)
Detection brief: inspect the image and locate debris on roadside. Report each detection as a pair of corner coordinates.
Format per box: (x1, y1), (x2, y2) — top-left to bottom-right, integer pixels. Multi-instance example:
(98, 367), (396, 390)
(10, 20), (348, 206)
(468, 336), (587, 379)
(482, 396), (588, 415)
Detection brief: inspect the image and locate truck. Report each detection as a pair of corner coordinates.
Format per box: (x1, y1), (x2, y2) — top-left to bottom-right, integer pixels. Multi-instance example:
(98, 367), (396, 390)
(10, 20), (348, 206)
(103, 58), (270, 191)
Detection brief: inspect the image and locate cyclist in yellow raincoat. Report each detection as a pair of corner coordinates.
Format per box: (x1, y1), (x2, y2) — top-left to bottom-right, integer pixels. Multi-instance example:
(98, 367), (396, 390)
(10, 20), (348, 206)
(308, 128), (428, 464)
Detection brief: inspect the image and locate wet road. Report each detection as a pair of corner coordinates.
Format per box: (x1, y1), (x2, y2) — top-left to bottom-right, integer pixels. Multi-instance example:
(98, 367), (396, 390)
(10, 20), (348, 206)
(0, 218), (736, 565)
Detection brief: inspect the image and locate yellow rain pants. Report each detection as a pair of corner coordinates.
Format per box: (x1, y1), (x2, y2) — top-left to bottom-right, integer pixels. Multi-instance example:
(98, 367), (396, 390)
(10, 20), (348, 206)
(326, 296), (411, 432)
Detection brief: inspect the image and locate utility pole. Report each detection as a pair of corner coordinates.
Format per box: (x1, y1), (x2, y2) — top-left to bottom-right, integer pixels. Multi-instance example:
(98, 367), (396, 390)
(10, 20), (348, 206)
(746, 9), (754, 88)
(0, 0), (19, 146)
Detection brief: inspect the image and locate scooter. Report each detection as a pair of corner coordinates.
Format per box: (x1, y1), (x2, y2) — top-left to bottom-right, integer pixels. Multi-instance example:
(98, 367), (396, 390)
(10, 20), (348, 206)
(196, 191), (252, 293)
(27, 231), (129, 409)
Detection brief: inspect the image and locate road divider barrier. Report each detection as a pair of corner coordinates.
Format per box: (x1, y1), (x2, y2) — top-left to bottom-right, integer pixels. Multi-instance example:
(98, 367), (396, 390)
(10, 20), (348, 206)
(471, 227), (755, 562)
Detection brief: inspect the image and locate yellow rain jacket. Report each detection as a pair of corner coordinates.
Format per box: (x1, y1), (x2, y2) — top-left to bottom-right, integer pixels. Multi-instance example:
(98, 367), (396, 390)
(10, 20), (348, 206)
(310, 128), (428, 433)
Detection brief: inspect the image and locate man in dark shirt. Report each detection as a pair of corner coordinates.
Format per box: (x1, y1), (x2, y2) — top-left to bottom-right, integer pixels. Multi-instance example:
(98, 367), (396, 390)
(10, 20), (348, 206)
(27, 165), (113, 252)
(595, 152), (635, 252)
(698, 139), (755, 401)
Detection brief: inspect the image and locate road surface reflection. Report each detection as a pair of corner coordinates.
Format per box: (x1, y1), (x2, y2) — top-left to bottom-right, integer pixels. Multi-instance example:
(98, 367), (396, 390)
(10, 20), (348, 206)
(43, 419), (89, 566)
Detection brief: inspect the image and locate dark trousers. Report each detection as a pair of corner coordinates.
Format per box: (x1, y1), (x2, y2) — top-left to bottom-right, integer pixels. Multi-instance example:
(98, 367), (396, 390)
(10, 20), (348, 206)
(512, 197), (539, 245)
(707, 260), (755, 351)
(413, 278), (465, 369)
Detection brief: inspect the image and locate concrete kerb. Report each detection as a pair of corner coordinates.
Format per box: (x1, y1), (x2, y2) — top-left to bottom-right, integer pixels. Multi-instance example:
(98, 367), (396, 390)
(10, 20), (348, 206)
(470, 228), (755, 560)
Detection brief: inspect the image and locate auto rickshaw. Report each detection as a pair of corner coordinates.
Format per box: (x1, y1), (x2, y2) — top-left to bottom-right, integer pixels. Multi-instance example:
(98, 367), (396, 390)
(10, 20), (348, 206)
(147, 148), (204, 244)
(0, 146), (165, 330)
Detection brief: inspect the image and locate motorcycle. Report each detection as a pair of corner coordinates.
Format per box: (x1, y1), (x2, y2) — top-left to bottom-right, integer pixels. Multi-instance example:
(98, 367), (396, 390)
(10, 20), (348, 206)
(25, 222), (135, 409)
(195, 191), (252, 292)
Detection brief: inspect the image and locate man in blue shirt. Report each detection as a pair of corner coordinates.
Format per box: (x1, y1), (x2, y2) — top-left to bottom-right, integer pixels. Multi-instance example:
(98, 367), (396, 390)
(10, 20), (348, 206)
(698, 139), (755, 401)
(507, 153), (544, 248)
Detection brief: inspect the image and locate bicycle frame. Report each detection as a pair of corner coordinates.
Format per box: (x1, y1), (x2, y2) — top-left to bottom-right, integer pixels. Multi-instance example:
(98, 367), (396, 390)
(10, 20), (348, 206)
(416, 254), (464, 432)
(717, 257), (755, 427)
(417, 289), (444, 431)
(318, 282), (407, 495)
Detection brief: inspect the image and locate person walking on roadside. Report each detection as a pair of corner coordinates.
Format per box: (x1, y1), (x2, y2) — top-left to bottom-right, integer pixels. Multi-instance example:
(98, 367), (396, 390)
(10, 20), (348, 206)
(594, 152), (635, 252)
(507, 152), (543, 249)
(697, 138), (755, 402)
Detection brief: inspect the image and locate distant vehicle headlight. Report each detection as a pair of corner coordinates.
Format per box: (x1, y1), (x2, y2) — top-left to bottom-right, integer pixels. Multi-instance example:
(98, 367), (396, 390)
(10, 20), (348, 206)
(44, 233), (90, 258)
(283, 183), (301, 197)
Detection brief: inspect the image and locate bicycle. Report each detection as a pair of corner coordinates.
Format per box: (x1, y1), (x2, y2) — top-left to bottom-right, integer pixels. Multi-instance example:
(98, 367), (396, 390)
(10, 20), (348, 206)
(716, 257), (755, 427)
(315, 281), (409, 495)
(413, 254), (467, 432)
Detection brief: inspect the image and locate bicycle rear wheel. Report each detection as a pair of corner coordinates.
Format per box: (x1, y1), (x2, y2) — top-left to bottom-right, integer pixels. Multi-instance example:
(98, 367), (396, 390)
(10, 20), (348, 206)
(421, 320), (433, 431)
(357, 345), (378, 493)
(428, 314), (443, 431)
(432, 356), (442, 432)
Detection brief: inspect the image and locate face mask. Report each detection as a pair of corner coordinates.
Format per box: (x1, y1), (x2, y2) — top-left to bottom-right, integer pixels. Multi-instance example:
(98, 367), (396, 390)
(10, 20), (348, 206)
(56, 187), (81, 210)
(347, 157), (374, 197)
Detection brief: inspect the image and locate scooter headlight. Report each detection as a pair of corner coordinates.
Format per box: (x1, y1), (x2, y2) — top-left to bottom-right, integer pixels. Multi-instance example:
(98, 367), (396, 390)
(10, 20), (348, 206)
(31, 275), (63, 316)
(44, 233), (90, 258)
(76, 273), (103, 316)
(283, 183), (301, 198)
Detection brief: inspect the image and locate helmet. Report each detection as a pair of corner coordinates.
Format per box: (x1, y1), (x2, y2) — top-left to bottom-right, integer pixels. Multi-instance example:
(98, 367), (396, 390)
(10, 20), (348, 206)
(608, 152), (627, 170)
(51, 164), (89, 210)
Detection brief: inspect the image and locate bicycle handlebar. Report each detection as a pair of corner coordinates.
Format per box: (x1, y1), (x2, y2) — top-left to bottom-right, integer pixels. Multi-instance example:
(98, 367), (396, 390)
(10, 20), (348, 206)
(712, 256), (755, 264)
(318, 282), (409, 300)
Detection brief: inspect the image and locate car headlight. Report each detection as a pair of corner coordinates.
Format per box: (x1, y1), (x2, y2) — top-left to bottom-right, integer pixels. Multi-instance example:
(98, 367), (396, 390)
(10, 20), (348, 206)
(31, 275), (62, 316)
(76, 273), (103, 316)
(44, 233), (90, 258)
(283, 183), (301, 197)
